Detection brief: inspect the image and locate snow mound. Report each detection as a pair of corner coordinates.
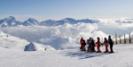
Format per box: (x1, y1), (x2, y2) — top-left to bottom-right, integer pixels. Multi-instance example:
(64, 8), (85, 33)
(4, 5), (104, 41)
(24, 42), (36, 51)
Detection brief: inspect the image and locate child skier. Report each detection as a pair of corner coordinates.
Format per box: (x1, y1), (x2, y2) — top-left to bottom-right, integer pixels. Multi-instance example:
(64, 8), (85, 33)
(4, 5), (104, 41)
(80, 37), (86, 51)
(96, 37), (101, 53)
(103, 38), (109, 53)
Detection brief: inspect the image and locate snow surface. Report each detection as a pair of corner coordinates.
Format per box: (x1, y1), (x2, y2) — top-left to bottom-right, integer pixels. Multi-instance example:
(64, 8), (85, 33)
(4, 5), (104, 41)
(0, 43), (133, 67)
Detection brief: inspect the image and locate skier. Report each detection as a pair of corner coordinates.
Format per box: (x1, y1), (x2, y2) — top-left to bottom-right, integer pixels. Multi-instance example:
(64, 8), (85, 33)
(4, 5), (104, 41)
(87, 37), (95, 52)
(96, 37), (101, 53)
(91, 38), (95, 52)
(103, 37), (109, 53)
(80, 37), (86, 51)
(87, 37), (92, 52)
(108, 35), (114, 53)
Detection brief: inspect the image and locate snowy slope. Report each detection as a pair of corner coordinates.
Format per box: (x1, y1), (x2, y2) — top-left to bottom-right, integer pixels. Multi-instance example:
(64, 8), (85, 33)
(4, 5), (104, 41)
(0, 44), (133, 67)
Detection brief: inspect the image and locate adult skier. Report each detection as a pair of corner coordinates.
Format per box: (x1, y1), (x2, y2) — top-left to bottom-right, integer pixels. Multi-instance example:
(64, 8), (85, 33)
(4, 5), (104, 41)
(91, 38), (95, 52)
(87, 37), (95, 52)
(108, 35), (114, 53)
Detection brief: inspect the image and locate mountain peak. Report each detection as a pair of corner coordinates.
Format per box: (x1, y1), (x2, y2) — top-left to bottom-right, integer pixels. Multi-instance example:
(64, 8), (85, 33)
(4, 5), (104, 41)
(5, 16), (16, 21)
(63, 18), (76, 20)
(27, 18), (37, 21)
(23, 18), (39, 26)
(0, 16), (21, 27)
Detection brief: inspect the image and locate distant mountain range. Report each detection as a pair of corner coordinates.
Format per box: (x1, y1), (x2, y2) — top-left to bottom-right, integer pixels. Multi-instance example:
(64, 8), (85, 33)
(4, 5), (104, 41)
(115, 18), (133, 23)
(0, 16), (99, 27)
(0, 16), (133, 27)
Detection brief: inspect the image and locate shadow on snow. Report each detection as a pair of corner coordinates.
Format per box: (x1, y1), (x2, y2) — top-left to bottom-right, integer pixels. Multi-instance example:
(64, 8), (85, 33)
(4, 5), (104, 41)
(62, 49), (112, 59)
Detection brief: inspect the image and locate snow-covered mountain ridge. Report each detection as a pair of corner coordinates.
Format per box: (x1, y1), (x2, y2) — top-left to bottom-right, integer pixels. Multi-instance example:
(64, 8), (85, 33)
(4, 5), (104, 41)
(0, 16), (99, 27)
(1, 16), (133, 27)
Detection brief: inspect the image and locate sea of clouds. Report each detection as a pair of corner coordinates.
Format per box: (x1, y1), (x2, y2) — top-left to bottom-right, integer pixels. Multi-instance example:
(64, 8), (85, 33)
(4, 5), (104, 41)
(1, 18), (133, 49)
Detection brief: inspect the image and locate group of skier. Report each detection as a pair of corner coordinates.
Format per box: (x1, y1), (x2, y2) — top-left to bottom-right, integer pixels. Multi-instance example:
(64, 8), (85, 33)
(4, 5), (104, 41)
(80, 35), (114, 53)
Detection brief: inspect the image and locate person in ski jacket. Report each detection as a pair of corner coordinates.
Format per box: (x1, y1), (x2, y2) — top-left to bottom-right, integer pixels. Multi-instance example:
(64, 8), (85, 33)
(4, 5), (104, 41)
(80, 37), (86, 51)
(87, 37), (91, 52)
(87, 37), (92, 52)
(87, 37), (95, 52)
(91, 38), (95, 52)
(103, 37), (109, 53)
(96, 37), (101, 52)
(108, 35), (114, 53)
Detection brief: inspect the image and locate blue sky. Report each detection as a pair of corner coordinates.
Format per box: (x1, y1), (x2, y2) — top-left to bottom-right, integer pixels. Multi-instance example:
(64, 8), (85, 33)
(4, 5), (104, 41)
(0, 0), (133, 20)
